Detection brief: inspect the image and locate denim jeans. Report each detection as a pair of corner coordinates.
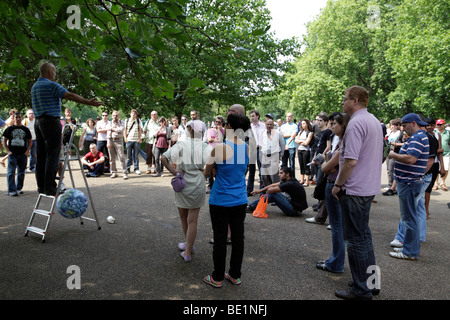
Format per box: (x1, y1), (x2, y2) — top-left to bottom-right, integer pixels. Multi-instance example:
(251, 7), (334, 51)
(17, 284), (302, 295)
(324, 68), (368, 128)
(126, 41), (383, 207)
(126, 141), (140, 171)
(339, 192), (376, 297)
(97, 139), (110, 170)
(324, 182), (345, 272)
(250, 192), (298, 216)
(395, 175), (430, 257)
(7, 154), (27, 194)
(209, 204), (246, 282)
(86, 163), (104, 176)
(153, 147), (167, 173)
(28, 140), (37, 170)
(281, 148), (296, 177)
(35, 116), (62, 195)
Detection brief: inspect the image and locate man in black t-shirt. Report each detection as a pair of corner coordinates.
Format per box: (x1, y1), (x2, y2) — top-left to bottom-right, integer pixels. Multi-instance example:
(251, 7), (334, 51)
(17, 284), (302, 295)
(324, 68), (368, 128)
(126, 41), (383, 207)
(247, 167), (308, 216)
(2, 112), (32, 196)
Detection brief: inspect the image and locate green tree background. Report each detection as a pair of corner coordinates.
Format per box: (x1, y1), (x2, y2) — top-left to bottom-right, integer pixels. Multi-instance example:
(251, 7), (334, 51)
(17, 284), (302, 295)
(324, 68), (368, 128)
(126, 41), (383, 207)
(1, 0), (448, 123)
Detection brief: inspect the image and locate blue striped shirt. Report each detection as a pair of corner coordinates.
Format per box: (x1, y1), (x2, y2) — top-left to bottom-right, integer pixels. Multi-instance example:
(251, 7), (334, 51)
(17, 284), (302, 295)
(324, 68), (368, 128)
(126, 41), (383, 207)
(394, 130), (429, 183)
(31, 78), (67, 117)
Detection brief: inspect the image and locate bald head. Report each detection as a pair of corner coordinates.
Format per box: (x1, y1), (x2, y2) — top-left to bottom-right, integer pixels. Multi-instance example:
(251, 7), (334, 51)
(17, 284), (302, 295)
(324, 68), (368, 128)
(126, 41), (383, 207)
(39, 62), (56, 81)
(227, 104), (245, 115)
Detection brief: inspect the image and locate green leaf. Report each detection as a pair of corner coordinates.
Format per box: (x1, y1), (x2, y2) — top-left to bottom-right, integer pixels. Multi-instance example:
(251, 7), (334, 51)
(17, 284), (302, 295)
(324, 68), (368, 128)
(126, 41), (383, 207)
(124, 79), (141, 89)
(189, 78), (205, 89)
(31, 41), (48, 56)
(10, 59), (24, 70)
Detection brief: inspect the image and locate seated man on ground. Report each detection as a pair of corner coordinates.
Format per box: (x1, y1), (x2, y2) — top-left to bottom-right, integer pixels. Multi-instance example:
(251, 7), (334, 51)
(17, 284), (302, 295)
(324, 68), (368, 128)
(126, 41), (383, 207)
(81, 143), (105, 177)
(246, 166), (308, 217)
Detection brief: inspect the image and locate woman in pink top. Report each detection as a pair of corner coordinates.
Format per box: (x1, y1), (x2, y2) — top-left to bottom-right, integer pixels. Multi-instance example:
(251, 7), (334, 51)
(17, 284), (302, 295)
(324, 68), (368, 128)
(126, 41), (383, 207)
(206, 116), (224, 192)
(154, 117), (172, 176)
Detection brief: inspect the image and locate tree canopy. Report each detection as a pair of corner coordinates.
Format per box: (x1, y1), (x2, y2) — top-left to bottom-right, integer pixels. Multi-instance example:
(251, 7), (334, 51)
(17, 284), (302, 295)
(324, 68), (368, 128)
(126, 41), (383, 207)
(253, 0), (449, 121)
(0, 0), (299, 120)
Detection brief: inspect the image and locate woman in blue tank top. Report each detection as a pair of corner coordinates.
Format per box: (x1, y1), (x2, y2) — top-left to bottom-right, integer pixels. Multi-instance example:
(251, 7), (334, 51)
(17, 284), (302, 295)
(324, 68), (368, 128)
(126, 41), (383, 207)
(203, 113), (250, 287)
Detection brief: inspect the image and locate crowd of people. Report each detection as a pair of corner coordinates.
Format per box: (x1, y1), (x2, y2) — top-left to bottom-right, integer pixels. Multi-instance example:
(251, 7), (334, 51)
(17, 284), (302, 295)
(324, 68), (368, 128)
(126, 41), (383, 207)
(1, 62), (449, 300)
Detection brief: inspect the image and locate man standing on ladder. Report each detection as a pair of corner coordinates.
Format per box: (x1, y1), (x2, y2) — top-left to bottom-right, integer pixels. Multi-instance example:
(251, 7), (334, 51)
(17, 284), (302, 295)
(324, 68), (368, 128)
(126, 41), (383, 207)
(31, 62), (103, 196)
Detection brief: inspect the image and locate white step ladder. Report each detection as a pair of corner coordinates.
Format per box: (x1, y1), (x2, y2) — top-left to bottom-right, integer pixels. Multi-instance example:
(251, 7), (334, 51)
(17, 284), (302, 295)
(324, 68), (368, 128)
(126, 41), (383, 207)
(24, 123), (101, 242)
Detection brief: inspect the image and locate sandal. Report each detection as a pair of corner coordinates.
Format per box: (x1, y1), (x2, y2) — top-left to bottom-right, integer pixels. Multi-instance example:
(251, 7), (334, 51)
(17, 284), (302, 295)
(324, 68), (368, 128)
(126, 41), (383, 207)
(203, 275), (223, 288)
(225, 273), (241, 285)
(440, 184), (448, 191)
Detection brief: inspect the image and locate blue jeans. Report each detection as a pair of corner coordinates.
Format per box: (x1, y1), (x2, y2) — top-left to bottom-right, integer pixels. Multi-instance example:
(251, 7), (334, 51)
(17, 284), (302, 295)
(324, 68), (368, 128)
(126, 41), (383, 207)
(324, 182), (345, 272)
(153, 147), (167, 173)
(339, 192), (376, 297)
(28, 140), (37, 170)
(250, 192), (299, 216)
(86, 163), (104, 176)
(281, 148), (296, 177)
(7, 154), (27, 194)
(126, 141), (140, 171)
(395, 175), (430, 257)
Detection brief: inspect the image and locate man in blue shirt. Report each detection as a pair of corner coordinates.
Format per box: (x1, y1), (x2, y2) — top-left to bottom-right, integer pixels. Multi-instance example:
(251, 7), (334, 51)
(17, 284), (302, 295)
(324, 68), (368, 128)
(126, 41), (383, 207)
(388, 113), (429, 260)
(31, 62), (103, 195)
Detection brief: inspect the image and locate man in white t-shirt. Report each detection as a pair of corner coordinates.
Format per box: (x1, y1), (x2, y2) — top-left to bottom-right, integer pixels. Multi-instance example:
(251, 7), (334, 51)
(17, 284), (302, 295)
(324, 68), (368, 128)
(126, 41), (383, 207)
(96, 111), (110, 172)
(124, 109), (143, 175)
(24, 109), (36, 171)
(247, 109), (266, 194)
(143, 110), (159, 173)
(280, 112), (298, 177)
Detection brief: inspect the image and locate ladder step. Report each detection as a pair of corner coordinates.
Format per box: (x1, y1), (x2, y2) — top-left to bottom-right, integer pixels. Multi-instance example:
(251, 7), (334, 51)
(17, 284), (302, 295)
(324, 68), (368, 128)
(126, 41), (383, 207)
(38, 193), (56, 199)
(33, 209), (53, 216)
(26, 226), (46, 235)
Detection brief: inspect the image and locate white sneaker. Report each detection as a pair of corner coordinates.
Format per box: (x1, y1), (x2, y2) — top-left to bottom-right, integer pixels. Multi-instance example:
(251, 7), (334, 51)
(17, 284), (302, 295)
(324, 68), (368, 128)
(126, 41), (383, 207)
(389, 251), (417, 260)
(59, 181), (67, 193)
(305, 217), (324, 224)
(123, 174), (128, 180)
(390, 239), (403, 247)
(110, 173), (117, 178)
(135, 170), (142, 175)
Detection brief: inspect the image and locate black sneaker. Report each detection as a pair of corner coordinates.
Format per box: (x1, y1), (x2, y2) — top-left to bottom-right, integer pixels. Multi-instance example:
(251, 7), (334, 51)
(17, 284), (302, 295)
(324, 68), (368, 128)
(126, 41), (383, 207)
(245, 205), (254, 213)
(382, 189), (395, 196)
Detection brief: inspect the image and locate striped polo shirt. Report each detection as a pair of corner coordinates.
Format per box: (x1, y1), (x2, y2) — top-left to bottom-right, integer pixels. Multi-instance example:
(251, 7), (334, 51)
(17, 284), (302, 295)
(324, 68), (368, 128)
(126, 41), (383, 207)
(394, 130), (429, 183)
(31, 78), (67, 117)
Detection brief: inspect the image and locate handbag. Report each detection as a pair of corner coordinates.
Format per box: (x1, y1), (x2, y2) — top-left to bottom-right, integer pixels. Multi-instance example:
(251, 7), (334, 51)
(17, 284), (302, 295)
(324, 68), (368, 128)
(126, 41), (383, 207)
(171, 171), (186, 192)
(312, 173), (328, 200)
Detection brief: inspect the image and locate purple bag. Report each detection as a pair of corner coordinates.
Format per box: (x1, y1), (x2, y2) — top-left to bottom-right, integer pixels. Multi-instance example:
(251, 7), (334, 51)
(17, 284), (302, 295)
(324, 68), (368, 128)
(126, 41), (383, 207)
(171, 171), (186, 192)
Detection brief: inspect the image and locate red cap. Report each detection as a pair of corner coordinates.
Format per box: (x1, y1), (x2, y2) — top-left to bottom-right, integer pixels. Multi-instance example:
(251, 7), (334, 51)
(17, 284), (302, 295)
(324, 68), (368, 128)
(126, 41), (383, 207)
(436, 119), (445, 125)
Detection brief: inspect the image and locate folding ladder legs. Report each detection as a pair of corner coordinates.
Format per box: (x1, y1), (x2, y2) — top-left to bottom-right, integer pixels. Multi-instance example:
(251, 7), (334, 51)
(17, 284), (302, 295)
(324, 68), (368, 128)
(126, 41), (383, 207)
(24, 123), (101, 242)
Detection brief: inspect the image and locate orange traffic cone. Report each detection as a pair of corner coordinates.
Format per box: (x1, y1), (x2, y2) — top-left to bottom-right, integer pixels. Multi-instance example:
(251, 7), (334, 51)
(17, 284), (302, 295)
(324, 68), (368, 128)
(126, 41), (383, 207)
(252, 195), (265, 217)
(255, 194), (268, 219)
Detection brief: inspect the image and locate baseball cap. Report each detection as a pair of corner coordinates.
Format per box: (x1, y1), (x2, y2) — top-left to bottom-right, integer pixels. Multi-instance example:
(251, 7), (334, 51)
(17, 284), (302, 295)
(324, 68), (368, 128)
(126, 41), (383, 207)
(401, 113), (428, 126)
(436, 119), (445, 125)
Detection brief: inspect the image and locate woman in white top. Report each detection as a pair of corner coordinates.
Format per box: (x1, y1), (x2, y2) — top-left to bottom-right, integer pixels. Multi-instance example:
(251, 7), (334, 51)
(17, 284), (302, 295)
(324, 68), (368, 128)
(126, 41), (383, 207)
(295, 119), (313, 186)
(161, 120), (209, 262)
